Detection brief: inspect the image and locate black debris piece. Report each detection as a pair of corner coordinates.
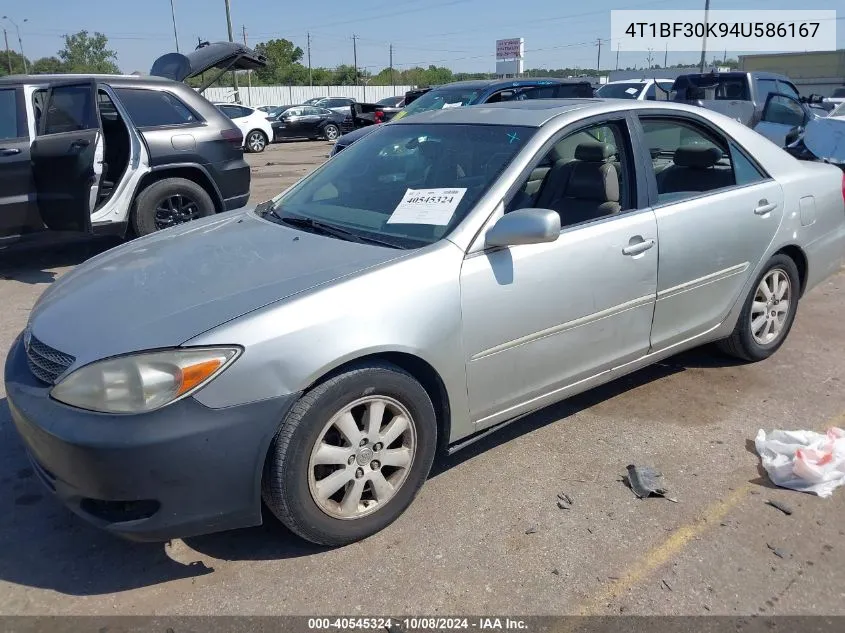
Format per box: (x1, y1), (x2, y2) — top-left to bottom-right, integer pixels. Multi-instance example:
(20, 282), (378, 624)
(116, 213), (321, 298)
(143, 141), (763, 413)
(765, 499), (794, 516)
(557, 492), (574, 510)
(662, 579), (673, 592)
(552, 568), (560, 576)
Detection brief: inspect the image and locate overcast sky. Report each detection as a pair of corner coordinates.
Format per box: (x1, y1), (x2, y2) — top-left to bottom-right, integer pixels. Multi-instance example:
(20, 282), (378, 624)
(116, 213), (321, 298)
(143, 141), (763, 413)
(2, 0), (841, 74)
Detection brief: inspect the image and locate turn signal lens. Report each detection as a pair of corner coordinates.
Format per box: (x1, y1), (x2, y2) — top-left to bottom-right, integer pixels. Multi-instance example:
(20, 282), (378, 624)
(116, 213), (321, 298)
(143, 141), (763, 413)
(51, 347), (241, 414)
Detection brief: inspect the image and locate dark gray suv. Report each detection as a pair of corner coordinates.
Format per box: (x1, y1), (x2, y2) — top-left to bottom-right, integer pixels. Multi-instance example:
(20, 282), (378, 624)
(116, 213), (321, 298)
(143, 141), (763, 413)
(0, 42), (266, 244)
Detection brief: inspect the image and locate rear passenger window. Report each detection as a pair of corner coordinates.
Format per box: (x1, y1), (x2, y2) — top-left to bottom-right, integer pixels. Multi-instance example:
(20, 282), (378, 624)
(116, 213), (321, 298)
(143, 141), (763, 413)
(729, 142), (766, 186)
(113, 88), (198, 127)
(43, 85), (98, 134)
(0, 89), (20, 140)
(640, 118), (738, 204)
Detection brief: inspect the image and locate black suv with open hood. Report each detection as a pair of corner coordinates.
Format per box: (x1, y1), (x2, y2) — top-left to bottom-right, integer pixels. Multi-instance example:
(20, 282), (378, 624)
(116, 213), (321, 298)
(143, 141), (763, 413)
(0, 41), (267, 246)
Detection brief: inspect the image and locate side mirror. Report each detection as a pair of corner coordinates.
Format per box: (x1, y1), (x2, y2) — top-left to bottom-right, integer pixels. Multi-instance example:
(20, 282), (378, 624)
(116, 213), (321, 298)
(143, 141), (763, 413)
(485, 208), (561, 247)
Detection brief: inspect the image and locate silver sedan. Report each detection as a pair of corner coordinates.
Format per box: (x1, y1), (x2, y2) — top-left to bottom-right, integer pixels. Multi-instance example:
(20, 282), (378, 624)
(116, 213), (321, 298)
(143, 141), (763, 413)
(6, 100), (845, 546)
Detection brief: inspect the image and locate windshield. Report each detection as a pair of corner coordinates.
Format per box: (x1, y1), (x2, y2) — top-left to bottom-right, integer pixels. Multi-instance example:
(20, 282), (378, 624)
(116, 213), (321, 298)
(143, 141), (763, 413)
(266, 123), (535, 248)
(830, 102), (845, 118)
(596, 83), (645, 99)
(377, 96), (403, 106)
(393, 88), (481, 121)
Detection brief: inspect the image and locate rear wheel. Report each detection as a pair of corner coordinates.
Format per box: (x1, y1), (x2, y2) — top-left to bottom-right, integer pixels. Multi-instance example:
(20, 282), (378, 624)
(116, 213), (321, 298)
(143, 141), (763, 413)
(262, 362), (437, 546)
(322, 124), (340, 141)
(717, 254), (800, 361)
(245, 129), (268, 153)
(131, 178), (215, 237)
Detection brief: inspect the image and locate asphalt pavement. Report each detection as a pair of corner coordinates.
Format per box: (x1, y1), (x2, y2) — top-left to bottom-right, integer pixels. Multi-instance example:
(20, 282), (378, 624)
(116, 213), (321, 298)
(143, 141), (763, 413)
(0, 139), (843, 617)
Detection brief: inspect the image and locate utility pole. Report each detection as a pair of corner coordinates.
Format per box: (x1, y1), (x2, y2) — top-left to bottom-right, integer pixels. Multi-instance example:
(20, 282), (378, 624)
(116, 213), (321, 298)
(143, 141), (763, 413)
(242, 25), (251, 105)
(223, 0), (240, 103)
(307, 31), (312, 87)
(352, 34), (359, 86)
(615, 42), (620, 71)
(2, 17), (27, 73)
(169, 0), (180, 52)
(698, 0), (710, 72)
(3, 29), (11, 73)
(646, 48), (654, 70)
(595, 38), (601, 74)
(389, 43), (394, 92)
(664, 42), (668, 68)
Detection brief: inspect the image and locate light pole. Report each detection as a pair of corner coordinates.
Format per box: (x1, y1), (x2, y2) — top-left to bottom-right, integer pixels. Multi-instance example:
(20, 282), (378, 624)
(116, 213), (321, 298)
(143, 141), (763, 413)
(169, 0), (180, 52)
(1, 16), (28, 74)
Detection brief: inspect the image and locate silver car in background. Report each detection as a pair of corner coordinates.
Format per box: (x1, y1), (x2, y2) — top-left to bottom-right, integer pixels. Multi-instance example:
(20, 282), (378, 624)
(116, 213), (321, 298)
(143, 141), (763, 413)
(6, 99), (845, 547)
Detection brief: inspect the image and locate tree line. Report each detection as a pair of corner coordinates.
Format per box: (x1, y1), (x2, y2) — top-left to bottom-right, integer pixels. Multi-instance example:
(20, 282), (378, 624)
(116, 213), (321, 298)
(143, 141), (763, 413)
(0, 31), (739, 86)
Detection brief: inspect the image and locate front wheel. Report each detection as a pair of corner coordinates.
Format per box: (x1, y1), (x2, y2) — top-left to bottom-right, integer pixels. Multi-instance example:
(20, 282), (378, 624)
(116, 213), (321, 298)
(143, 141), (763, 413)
(262, 362), (437, 546)
(322, 123), (340, 141)
(717, 254), (800, 361)
(245, 129), (268, 153)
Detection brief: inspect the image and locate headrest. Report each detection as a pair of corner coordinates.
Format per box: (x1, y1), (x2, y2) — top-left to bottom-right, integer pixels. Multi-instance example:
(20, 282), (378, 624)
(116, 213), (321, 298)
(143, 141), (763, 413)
(567, 162), (620, 203)
(673, 146), (722, 168)
(574, 141), (617, 162)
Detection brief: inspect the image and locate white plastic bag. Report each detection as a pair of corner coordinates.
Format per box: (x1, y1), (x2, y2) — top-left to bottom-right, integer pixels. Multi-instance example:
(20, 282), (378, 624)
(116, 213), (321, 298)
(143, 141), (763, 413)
(754, 427), (845, 498)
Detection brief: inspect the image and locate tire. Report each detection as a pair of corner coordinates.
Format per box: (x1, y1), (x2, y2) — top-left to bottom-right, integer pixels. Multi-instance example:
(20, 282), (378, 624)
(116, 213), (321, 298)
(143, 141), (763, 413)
(131, 177), (216, 237)
(262, 362), (437, 546)
(245, 129), (268, 153)
(322, 124), (340, 141)
(717, 254), (800, 362)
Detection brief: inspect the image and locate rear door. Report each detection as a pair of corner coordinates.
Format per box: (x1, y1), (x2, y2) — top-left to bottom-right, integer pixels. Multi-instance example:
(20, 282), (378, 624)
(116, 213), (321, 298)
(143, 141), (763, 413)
(31, 79), (102, 232)
(0, 86), (38, 239)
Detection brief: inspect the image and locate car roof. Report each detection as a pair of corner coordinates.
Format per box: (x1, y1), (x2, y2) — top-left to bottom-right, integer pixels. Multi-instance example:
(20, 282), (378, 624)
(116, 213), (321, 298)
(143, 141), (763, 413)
(390, 98), (729, 127)
(0, 73), (180, 89)
(428, 77), (594, 91)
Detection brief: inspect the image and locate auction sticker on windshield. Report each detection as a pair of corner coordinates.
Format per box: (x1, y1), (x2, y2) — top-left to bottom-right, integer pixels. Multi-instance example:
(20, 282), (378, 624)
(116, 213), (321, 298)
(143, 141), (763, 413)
(387, 188), (467, 225)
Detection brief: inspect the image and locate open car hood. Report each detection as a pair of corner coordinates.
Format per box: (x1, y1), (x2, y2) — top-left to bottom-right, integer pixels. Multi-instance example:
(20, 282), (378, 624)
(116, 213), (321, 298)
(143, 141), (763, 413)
(150, 41), (267, 87)
(802, 117), (845, 165)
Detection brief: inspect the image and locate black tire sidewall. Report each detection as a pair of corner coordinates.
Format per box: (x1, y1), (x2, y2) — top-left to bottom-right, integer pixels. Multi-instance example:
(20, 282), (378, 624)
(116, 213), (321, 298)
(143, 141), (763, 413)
(131, 178), (216, 237)
(736, 254), (800, 361)
(265, 365), (437, 545)
(246, 130), (267, 152)
(323, 124), (339, 141)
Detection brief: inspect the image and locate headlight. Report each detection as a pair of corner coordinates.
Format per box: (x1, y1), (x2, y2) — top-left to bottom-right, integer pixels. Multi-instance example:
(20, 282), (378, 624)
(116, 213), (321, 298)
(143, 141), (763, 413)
(51, 347), (241, 414)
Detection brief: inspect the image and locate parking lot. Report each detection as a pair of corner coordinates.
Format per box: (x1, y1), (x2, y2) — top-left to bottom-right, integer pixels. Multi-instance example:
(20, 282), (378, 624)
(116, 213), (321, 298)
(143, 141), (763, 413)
(1, 138), (844, 617)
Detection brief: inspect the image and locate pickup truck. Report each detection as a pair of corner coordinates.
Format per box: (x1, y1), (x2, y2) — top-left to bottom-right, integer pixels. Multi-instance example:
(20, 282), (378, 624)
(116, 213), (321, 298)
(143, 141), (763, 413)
(670, 71), (828, 147)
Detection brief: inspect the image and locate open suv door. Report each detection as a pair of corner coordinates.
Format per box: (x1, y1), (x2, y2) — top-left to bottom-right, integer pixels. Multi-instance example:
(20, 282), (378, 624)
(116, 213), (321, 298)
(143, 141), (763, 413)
(151, 41), (267, 93)
(30, 79), (103, 233)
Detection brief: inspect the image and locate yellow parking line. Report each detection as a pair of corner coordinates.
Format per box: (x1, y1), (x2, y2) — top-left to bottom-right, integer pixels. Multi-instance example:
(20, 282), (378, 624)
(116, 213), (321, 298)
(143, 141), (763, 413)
(573, 409), (845, 616)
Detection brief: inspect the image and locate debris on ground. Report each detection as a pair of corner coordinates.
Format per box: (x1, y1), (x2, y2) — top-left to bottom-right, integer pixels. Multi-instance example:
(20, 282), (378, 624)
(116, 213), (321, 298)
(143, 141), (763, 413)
(551, 568), (560, 576)
(767, 543), (790, 559)
(765, 499), (794, 516)
(755, 427), (845, 497)
(556, 492), (573, 510)
(624, 465), (679, 502)
(525, 525), (538, 535)
(662, 579), (673, 592)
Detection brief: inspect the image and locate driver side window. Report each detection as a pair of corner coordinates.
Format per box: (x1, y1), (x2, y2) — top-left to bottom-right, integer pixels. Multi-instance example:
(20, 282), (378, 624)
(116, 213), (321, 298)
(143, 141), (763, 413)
(762, 95), (805, 127)
(507, 120), (633, 229)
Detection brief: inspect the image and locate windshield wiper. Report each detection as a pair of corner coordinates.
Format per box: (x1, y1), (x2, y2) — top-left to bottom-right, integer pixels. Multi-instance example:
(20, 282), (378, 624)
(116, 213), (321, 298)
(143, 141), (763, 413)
(273, 213), (406, 249)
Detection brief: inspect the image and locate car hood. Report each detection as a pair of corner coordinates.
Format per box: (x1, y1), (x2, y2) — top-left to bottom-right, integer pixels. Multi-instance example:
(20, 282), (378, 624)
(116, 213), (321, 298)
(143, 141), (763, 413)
(335, 124), (380, 146)
(29, 210), (407, 366)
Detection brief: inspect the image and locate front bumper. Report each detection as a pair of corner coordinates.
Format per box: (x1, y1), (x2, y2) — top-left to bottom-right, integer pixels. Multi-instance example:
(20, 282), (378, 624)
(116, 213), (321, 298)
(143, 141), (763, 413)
(4, 336), (298, 542)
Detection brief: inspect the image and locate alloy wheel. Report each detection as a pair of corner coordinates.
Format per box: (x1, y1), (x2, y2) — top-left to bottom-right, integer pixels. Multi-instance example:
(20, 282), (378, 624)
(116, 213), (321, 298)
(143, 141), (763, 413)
(308, 396), (417, 520)
(153, 194), (201, 230)
(247, 130), (266, 152)
(750, 268), (791, 345)
(324, 125), (339, 141)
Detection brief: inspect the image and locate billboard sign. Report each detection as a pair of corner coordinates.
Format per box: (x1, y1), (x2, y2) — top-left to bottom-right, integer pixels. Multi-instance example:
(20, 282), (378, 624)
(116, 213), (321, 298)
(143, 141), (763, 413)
(496, 38), (524, 60)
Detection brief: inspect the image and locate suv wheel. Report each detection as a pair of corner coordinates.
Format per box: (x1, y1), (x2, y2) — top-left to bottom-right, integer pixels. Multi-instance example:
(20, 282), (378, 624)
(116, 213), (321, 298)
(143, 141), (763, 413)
(245, 130), (268, 153)
(131, 178), (215, 237)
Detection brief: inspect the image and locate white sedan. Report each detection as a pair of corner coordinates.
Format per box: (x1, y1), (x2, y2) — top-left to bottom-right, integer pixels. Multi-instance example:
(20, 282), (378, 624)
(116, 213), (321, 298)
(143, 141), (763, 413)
(214, 103), (275, 153)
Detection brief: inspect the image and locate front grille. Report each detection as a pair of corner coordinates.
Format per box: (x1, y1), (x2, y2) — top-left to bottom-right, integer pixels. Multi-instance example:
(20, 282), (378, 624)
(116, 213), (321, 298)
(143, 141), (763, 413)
(26, 334), (75, 384)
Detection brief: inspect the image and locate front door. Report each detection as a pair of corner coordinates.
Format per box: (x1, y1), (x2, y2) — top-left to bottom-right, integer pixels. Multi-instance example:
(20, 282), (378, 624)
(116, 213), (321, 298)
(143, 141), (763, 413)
(31, 79), (102, 233)
(637, 114), (784, 350)
(460, 118), (659, 429)
(754, 93), (808, 147)
(0, 86), (39, 240)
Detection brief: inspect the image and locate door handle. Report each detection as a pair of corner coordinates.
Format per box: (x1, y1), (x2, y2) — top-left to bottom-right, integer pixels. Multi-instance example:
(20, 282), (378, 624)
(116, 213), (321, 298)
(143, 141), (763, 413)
(69, 139), (90, 149)
(0, 147), (21, 156)
(622, 238), (655, 256)
(754, 200), (777, 215)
